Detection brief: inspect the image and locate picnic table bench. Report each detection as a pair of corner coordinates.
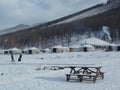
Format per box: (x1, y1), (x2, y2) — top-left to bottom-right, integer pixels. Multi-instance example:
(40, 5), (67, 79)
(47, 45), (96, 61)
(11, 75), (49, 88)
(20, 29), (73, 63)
(65, 73), (97, 83)
(65, 66), (104, 83)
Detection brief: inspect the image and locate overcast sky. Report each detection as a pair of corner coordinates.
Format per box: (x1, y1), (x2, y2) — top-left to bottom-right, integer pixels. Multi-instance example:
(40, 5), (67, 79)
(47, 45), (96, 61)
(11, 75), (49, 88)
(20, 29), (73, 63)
(0, 0), (107, 30)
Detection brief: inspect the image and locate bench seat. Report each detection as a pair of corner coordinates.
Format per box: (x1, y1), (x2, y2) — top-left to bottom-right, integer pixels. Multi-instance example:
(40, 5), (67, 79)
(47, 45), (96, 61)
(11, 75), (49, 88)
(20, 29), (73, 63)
(65, 73), (97, 83)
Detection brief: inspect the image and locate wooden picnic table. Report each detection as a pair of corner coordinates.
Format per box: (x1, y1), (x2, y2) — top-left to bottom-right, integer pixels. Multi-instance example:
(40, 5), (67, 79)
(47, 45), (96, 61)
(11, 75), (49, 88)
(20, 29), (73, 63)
(65, 66), (104, 83)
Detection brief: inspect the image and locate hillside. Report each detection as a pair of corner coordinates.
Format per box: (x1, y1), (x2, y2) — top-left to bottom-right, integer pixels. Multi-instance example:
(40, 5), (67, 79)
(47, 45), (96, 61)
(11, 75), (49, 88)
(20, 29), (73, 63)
(0, 0), (120, 49)
(0, 24), (30, 35)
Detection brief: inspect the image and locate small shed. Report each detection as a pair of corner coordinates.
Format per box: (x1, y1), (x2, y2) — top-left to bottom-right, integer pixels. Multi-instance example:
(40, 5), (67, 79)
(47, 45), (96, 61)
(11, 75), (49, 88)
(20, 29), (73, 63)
(27, 47), (40, 54)
(9, 48), (22, 54)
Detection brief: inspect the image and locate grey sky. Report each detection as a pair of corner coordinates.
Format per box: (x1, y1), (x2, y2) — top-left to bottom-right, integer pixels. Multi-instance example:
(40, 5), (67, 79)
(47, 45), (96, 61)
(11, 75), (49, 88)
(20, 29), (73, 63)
(0, 0), (107, 30)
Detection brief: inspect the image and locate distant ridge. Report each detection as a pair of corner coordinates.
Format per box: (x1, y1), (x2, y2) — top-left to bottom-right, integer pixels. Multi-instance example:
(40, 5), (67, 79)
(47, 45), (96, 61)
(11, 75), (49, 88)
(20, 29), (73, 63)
(34, 0), (120, 27)
(0, 24), (30, 35)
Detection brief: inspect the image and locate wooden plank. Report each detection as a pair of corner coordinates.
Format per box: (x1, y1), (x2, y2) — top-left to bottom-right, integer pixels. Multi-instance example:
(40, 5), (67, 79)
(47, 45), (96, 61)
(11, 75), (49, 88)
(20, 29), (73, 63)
(65, 74), (81, 81)
(80, 74), (97, 83)
(65, 73), (97, 83)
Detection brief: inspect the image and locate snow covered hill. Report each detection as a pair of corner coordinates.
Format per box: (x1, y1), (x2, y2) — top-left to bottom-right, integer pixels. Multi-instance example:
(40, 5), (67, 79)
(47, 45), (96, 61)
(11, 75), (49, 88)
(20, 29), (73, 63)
(45, 0), (120, 27)
(56, 1), (120, 24)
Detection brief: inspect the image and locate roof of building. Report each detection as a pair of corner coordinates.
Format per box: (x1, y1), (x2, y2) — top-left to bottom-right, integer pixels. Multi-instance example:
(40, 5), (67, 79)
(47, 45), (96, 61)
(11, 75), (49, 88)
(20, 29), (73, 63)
(77, 37), (110, 46)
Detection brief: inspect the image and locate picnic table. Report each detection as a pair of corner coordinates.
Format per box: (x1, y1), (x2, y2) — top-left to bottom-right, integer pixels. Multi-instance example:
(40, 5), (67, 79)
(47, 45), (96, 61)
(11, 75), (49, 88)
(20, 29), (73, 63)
(65, 66), (104, 83)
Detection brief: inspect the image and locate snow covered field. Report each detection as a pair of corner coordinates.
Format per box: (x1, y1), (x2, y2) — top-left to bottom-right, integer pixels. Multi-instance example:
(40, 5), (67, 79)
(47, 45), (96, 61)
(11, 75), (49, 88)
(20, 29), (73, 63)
(0, 51), (120, 90)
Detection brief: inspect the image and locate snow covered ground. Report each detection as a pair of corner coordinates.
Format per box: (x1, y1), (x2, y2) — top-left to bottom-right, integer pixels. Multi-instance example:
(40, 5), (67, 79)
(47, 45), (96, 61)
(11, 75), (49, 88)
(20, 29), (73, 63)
(0, 51), (120, 90)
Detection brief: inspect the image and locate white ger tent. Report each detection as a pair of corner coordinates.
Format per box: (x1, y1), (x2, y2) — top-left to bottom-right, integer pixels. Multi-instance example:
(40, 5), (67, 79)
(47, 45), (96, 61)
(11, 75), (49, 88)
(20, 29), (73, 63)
(9, 48), (22, 54)
(52, 45), (69, 53)
(69, 44), (95, 52)
(25, 47), (40, 54)
(42, 48), (51, 53)
(69, 45), (81, 52)
(62, 47), (70, 52)
(82, 45), (95, 52)
(52, 45), (63, 53)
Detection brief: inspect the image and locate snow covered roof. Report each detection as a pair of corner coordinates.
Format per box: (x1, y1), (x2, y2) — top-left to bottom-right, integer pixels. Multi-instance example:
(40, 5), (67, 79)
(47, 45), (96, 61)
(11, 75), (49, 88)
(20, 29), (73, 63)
(43, 48), (51, 51)
(52, 45), (63, 48)
(29, 47), (40, 50)
(9, 47), (21, 51)
(78, 37), (110, 46)
(83, 44), (94, 48)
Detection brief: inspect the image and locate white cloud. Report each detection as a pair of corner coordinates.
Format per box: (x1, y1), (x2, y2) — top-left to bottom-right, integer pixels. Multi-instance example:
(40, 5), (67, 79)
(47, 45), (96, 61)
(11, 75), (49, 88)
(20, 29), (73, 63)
(0, 0), (107, 30)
